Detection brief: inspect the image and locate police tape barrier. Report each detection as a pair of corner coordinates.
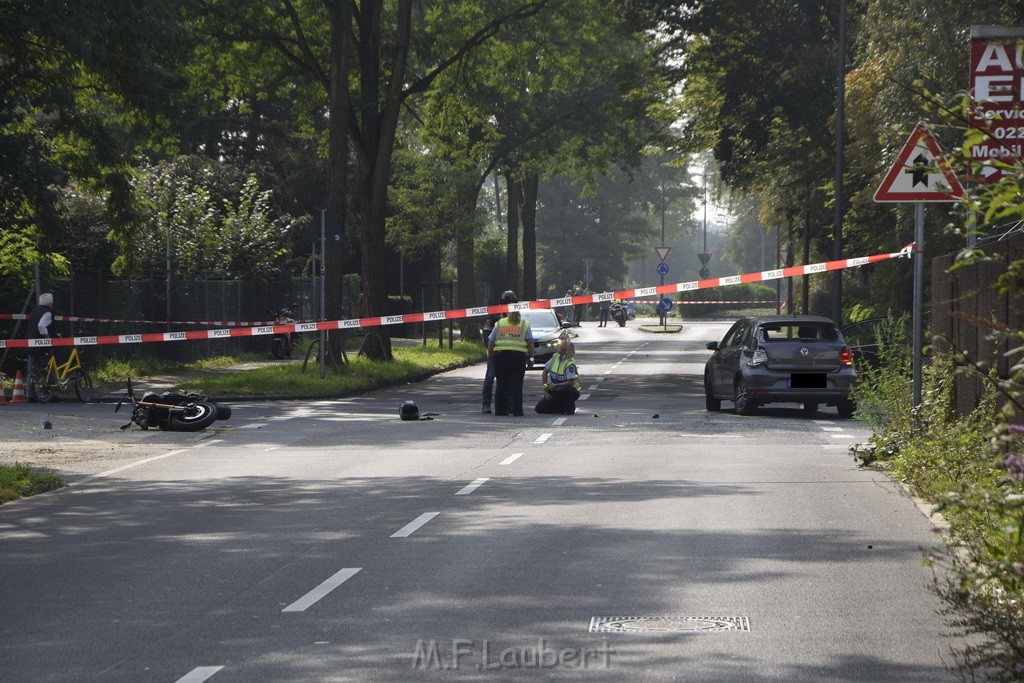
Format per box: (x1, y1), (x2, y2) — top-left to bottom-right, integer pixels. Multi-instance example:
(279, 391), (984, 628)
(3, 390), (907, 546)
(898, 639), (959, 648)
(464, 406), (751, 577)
(632, 300), (775, 305)
(0, 313), (312, 327)
(0, 243), (912, 350)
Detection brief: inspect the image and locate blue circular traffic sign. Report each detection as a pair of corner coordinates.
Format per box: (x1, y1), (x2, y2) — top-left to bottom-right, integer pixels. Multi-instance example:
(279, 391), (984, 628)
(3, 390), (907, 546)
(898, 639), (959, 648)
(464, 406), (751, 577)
(656, 262), (669, 276)
(657, 297), (674, 313)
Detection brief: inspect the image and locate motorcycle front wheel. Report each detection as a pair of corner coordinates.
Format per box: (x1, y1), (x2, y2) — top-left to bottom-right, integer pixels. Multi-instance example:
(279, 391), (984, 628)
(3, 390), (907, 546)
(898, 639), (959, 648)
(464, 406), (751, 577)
(168, 401), (218, 432)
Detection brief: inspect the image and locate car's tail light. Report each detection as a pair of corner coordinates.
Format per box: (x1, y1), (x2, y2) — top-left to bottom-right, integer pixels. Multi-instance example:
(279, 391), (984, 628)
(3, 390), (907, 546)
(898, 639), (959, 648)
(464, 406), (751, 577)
(839, 347), (853, 366)
(750, 347), (768, 366)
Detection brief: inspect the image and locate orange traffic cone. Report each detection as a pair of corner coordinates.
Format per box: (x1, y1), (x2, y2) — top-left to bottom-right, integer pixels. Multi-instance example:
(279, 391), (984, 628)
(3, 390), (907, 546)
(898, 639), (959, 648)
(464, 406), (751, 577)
(10, 371), (28, 403)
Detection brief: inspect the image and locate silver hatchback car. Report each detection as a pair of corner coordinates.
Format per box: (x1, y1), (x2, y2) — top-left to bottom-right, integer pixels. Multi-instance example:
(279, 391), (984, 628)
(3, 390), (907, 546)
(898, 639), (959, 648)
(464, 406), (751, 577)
(703, 315), (856, 418)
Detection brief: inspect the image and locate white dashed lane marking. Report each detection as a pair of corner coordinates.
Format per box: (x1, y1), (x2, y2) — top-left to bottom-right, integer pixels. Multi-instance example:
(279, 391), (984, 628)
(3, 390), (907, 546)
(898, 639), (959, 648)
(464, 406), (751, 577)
(281, 568), (362, 613)
(391, 512), (439, 538)
(500, 453), (524, 465)
(552, 418), (567, 426)
(175, 666), (224, 682)
(455, 478), (488, 495)
(535, 433), (552, 444)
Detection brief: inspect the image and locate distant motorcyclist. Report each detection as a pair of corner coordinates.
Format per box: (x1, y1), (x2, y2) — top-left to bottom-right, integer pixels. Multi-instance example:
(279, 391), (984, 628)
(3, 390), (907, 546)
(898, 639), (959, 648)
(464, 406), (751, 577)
(610, 299), (627, 327)
(271, 308), (296, 358)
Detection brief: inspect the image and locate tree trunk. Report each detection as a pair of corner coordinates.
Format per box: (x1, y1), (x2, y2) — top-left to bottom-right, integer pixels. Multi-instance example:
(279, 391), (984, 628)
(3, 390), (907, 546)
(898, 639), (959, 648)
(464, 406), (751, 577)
(325, 0), (351, 365)
(455, 174), (480, 311)
(505, 175), (521, 292)
(521, 173), (539, 301)
(351, 0), (413, 361)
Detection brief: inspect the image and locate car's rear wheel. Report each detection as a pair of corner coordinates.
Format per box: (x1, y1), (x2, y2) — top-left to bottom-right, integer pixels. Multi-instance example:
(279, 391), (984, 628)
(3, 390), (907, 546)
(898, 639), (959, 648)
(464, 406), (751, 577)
(734, 377), (757, 415)
(802, 401), (818, 414)
(836, 399), (856, 419)
(704, 373), (721, 412)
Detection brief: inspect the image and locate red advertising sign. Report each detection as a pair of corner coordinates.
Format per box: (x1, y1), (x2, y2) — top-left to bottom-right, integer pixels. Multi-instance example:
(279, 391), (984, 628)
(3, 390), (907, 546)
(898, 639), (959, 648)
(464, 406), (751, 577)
(969, 26), (1024, 183)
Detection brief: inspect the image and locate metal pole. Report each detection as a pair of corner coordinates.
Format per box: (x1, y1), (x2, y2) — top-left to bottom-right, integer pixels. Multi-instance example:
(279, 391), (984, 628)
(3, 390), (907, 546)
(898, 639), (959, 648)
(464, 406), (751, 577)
(831, 0), (846, 324)
(775, 224), (781, 314)
(912, 202), (924, 408)
(966, 187), (977, 248)
(787, 212), (794, 315)
(448, 281), (454, 349)
(319, 208), (326, 379)
(165, 223), (172, 331)
(802, 205), (811, 314)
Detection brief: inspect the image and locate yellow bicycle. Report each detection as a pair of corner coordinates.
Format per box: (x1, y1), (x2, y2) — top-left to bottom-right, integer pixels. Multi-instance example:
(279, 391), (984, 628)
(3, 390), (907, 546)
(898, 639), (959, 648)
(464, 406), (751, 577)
(30, 346), (94, 403)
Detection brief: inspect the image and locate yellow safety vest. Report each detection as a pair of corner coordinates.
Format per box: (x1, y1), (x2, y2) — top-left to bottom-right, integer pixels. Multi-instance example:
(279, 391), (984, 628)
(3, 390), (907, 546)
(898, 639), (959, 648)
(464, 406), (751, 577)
(493, 317), (531, 353)
(550, 355), (582, 391)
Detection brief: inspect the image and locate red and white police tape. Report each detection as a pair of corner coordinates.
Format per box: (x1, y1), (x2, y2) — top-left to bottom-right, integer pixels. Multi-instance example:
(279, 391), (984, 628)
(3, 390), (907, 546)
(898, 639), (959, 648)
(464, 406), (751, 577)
(0, 313), (304, 327)
(633, 300), (774, 305)
(1, 243), (913, 350)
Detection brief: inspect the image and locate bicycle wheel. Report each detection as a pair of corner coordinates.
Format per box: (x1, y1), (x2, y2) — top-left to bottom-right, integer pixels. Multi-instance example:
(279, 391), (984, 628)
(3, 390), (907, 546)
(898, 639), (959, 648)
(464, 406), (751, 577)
(31, 370), (54, 403)
(74, 369), (95, 403)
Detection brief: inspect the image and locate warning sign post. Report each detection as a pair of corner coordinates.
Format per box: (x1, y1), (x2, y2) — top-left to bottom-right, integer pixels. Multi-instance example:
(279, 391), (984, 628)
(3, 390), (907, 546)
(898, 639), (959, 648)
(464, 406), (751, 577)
(874, 123), (965, 409)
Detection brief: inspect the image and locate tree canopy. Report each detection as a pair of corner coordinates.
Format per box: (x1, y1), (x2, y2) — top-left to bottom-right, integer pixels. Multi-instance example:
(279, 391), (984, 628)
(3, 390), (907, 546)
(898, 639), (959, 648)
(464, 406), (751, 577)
(3, 0), (1023, 325)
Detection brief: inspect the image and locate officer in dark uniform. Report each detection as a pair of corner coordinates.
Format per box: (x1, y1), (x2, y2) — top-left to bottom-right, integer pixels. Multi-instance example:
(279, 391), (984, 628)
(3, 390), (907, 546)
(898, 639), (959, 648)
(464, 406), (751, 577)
(482, 290), (518, 413)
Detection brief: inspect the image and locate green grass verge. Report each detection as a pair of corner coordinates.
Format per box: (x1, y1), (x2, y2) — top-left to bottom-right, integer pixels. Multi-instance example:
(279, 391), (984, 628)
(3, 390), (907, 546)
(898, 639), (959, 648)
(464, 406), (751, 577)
(176, 340), (486, 396)
(0, 463), (65, 503)
(91, 351), (267, 386)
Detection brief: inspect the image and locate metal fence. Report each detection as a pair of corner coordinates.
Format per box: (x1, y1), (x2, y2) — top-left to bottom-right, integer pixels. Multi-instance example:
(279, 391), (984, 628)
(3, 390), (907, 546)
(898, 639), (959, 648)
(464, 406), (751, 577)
(2, 273), (321, 372)
(931, 233), (1024, 418)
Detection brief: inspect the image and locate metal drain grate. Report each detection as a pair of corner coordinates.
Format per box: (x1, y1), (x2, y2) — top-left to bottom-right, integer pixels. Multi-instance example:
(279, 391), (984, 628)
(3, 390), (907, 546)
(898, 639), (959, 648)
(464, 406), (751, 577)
(589, 616), (750, 633)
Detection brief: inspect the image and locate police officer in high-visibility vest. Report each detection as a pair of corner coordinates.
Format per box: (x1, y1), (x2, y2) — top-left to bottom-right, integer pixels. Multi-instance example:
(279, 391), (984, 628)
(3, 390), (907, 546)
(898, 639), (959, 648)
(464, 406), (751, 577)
(486, 309), (536, 416)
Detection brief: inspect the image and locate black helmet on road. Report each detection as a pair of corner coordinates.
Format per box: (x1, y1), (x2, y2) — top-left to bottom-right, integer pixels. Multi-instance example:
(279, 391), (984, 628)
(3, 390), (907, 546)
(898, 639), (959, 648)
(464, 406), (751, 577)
(399, 400), (419, 421)
(500, 290), (518, 304)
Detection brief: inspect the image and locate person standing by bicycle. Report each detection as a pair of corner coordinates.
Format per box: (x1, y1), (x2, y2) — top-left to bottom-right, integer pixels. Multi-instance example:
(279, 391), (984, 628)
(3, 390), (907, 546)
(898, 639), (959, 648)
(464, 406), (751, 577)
(26, 292), (55, 401)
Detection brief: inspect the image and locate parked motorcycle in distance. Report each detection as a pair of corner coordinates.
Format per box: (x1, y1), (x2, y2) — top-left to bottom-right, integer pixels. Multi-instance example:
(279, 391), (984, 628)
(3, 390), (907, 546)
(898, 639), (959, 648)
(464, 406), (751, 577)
(115, 378), (231, 432)
(270, 309), (296, 359)
(610, 301), (627, 327)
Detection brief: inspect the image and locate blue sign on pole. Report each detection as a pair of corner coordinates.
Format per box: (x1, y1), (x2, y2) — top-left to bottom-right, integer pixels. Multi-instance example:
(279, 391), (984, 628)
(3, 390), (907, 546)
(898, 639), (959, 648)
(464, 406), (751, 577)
(656, 262), (669, 276)
(657, 297), (674, 313)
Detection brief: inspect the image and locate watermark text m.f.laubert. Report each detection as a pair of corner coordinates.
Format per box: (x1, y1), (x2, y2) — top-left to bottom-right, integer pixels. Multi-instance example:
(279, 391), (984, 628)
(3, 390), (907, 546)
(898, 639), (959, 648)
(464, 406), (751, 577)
(411, 638), (613, 670)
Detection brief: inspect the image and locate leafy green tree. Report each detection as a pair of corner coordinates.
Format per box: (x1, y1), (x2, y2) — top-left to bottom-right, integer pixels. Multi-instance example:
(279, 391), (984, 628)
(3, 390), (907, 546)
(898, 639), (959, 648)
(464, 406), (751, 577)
(193, 0), (555, 358)
(0, 1), (192, 293)
(537, 155), (698, 295)
(413, 0), (680, 303)
(113, 156), (306, 280)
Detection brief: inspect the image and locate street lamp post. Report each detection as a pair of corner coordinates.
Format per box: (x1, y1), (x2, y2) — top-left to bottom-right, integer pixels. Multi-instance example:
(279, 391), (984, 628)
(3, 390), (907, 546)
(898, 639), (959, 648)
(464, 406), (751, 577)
(831, 0), (847, 324)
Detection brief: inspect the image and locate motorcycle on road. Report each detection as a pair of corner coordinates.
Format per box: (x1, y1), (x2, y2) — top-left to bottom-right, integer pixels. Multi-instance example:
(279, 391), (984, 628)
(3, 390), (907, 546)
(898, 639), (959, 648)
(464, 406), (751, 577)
(115, 378), (231, 432)
(610, 302), (627, 327)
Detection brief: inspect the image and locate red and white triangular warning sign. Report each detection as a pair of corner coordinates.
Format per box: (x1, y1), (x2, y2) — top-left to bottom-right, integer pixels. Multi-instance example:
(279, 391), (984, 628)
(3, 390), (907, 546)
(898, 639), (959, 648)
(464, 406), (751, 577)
(873, 123), (965, 202)
(655, 246), (671, 261)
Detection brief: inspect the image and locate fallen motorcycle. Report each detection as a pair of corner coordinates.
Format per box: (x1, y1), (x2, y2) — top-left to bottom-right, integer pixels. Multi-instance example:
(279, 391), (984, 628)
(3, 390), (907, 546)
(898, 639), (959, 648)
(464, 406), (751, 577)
(115, 378), (231, 432)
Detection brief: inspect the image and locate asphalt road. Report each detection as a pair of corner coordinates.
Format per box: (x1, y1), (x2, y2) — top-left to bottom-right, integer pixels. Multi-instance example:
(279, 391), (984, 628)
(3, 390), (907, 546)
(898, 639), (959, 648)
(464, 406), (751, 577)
(0, 320), (955, 682)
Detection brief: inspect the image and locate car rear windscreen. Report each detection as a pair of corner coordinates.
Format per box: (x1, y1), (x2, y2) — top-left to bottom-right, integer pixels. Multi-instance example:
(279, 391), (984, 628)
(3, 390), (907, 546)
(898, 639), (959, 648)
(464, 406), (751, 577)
(758, 323), (838, 342)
